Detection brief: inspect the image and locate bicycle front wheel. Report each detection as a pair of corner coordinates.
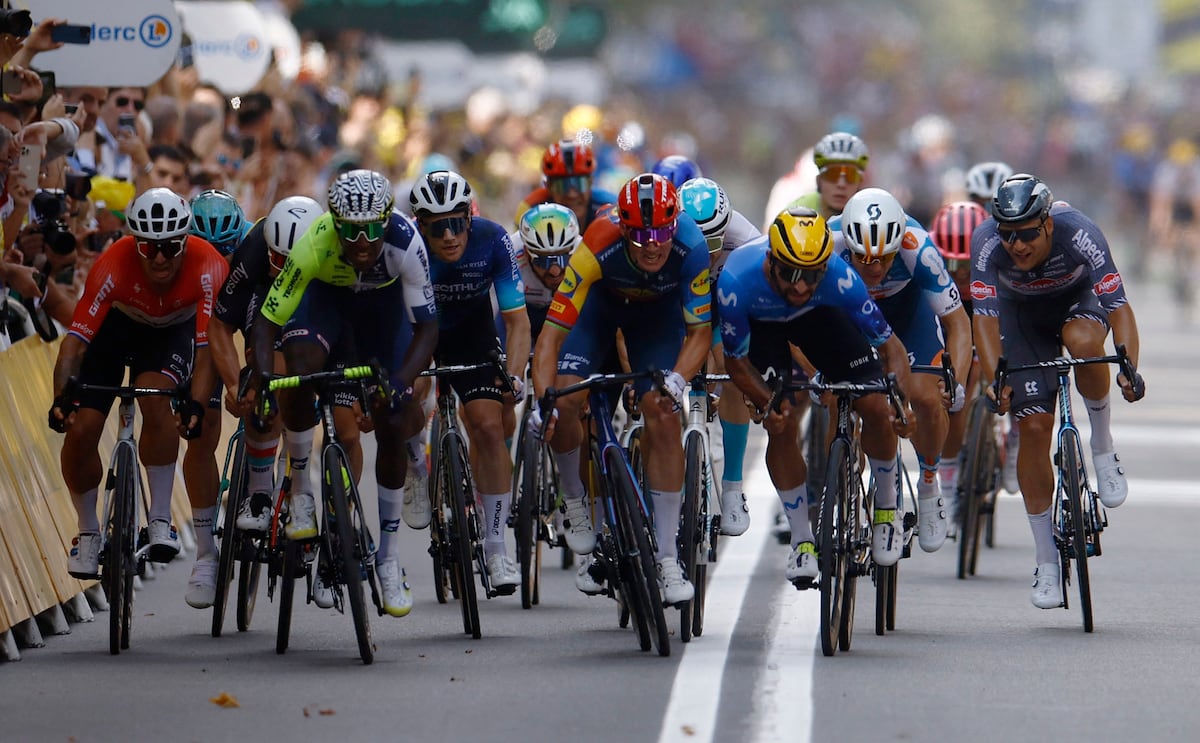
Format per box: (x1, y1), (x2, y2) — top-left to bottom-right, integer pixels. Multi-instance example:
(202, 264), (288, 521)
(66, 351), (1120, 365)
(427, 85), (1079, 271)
(958, 397), (996, 579)
(608, 447), (670, 657)
(446, 433), (481, 639)
(514, 421), (538, 610)
(213, 433), (247, 637)
(325, 447), (374, 664)
(236, 542), (263, 632)
(275, 540), (300, 655)
(107, 444), (137, 655)
(818, 439), (849, 657)
(1060, 431), (1093, 632)
(679, 432), (705, 643)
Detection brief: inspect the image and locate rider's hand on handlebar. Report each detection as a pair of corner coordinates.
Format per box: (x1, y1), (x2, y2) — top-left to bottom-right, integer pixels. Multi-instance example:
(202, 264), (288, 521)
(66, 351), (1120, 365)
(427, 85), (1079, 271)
(661, 370), (687, 412)
(174, 398), (206, 440)
(48, 392), (78, 433)
(508, 374), (525, 401)
(985, 382), (1012, 416)
(529, 399), (558, 441)
(943, 380), (966, 413)
(1117, 370), (1146, 402)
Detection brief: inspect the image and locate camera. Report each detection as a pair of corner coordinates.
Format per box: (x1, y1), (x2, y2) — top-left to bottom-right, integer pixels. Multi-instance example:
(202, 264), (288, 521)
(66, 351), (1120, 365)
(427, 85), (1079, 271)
(0, 8), (32, 38)
(31, 191), (76, 255)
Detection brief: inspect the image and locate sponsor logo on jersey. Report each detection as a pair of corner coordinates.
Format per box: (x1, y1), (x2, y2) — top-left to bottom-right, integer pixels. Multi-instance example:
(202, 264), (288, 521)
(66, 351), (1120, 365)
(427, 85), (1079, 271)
(690, 270), (710, 296)
(970, 280), (996, 300)
(1011, 274), (1078, 292)
(1072, 228), (1105, 269)
(1093, 272), (1122, 295)
(902, 231), (919, 251)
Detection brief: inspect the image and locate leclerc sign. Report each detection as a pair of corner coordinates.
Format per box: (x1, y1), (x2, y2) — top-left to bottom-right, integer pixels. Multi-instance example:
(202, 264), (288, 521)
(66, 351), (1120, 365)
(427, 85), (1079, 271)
(30, 0), (181, 87)
(176, 1), (271, 95)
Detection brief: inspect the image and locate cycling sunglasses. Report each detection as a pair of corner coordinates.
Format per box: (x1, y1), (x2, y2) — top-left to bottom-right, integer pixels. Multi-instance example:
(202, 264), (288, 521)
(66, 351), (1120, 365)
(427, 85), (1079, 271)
(530, 253), (570, 271)
(547, 175), (591, 195)
(627, 224), (676, 247)
(771, 258), (825, 286)
(268, 249), (288, 272)
(818, 164), (864, 184)
(997, 219), (1046, 245)
(852, 252), (896, 266)
(334, 218), (387, 242)
(420, 215), (470, 237)
(114, 95), (145, 111)
(136, 236), (186, 260)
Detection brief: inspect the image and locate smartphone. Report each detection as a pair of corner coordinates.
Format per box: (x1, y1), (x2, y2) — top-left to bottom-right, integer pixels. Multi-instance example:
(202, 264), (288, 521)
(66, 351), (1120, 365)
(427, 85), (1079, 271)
(64, 102), (78, 114)
(17, 144), (43, 191)
(36, 70), (55, 98)
(117, 112), (136, 133)
(0, 68), (20, 97)
(50, 24), (92, 44)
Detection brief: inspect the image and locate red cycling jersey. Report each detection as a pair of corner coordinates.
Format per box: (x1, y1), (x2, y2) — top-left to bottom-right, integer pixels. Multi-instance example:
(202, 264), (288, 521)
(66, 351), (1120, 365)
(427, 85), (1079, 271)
(69, 235), (229, 345)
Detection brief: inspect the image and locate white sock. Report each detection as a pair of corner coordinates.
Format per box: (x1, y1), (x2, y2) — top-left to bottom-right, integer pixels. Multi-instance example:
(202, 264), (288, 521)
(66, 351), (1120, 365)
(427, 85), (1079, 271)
(285, 427), (315, 495)
(1027, 507), (1057, 564)
(917, 457), (939, 498)
(1084, 395), (1113, 454)
(146, 464), (176, 523)
(246, 436), (279, 495)
(404, 433), (427, 480)
(940, 460), (960, 494)
(378, 485), (403, 562)
(651, 489), (682, 562)
(193, 506), (217, 560)
(869, 457), (899, 510)
(779, 484), (812, 545)
(481, 491), (510, 560)
(553, 447), (586, 501)
(75, 487), (100, 532)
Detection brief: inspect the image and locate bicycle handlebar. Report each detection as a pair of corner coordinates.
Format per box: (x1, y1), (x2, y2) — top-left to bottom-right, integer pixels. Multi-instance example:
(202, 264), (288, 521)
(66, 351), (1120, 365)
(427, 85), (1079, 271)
(764, 372), (909, 427)
(993, 344), (1142, 409)
(912, 352), (957, 408)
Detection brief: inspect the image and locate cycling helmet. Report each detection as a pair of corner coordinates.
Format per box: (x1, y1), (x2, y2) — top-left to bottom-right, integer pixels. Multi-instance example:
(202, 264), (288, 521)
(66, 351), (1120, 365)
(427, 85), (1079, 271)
(328, 169), (394, 223)
(768, 207), (832, 269)
(126, 187), (191, 240)
(409, 169), (473, 217)
(617, 173), (679, 229)
(841, 188), (908, 260)
(542, 140), (596, 177)
(650, 155), (702, 189)
(519, 203), (580, 255)
(189, 189), (246, 253)
(678, 177), (731, 243)
(991, 173), (1053, 225)
(965, 161), (1014, 201)
(931, 201), (988, 260)
(813, 131), (870, 170)
(265, 196), (323, 257)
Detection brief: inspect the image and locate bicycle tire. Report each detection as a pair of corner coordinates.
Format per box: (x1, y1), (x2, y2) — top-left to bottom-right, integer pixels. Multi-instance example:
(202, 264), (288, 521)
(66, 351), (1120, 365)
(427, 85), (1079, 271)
(838, 476), (860, 653)
(325, 447), (374, 664)
(601, 440), (650, 649)
(446, 433), (481, 639)
(819, 439), (849, 657)
(693, 467), (713, 638)
(874, 564), (892, 636)
(213, 433), (247, 637)
(1061, 431), (1093, 632)
(236, 547), (262, 632)
(515, 420), (537, 610)
(885, 559), (898, 631)
(430, 442), (452, 605)
(679, 432), (704, 643)
(107, 445), (136, 655)
(608, 447), (670, 657)
(805, 403), (830, 536)
(957, 397), (991, 579)
(275, 540), (299, 655)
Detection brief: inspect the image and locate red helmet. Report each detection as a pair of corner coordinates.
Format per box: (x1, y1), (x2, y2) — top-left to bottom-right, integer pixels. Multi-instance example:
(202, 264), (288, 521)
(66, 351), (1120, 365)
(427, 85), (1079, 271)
(930, 200), (987, 260)
(617, 173), (679, 229)
(542, 140), (596, 177)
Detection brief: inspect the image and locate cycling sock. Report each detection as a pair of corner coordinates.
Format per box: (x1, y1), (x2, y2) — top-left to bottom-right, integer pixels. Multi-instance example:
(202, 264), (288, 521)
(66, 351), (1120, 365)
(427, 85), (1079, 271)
(404, 433), (426, 479)
(719, 419), (749, 483)
(553, 446), (585, 501)
(939, 459), (959, 494)
(779, 484), (812, 545)
(1083, 395), (1113, 454)
(246, 436), (279, 495)
(480, 491), (510, 559)
(869, 457), (899, 510)
(75, 487), (100, 532)
(651, 489), (682, 562)
(193, 506), (217, 560)
(378, 485), (403, 562)
(917, 456), (939, 497)
(1027, 506), (1057, 564)
(285, 427), (315, 495)
(146, 464), (176, 523)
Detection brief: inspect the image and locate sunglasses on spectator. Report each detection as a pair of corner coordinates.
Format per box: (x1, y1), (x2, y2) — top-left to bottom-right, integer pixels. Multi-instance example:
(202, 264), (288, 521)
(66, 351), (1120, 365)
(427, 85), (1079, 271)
(818, 164), (864, 184)
(268, 250), (288, 272)
(626, 224), (676, 247)
(334, 218), (387, 242)
(216, 153), (241, 171)
(420, 215), (469, 236)
(114, 96), (145, 111)
(530, 253), (570, 271)
(136, 237), (186, 260)
(547, 176), (591, 196)
(997, 219), (1046, 245)
(771, 258), (825, 286)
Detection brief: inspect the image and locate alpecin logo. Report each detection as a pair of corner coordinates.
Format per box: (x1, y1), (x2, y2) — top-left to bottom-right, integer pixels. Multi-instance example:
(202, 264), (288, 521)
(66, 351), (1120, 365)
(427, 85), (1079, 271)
(970, 280), (996, 301)
(1093, 272), (1122, 295)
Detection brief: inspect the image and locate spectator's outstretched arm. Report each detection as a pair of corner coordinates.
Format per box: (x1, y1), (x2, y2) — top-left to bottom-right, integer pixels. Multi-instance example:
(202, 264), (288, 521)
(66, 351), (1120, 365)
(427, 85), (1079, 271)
(9, 18), (65, 69)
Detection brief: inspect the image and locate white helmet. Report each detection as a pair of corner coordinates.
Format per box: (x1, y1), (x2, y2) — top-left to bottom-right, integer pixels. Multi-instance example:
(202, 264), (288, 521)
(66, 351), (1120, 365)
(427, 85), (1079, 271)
(126, 188), (191, 241)
(678, 177), (732, 248)
(841, 188), (908, 260)
(266, 196), (323, 257)
(519, 203), (580, 255)
(409, 170), (473, 216)
(327, 169), (394, 223)
(813, 131), (869, 170)
(965, 161), (1015, 201)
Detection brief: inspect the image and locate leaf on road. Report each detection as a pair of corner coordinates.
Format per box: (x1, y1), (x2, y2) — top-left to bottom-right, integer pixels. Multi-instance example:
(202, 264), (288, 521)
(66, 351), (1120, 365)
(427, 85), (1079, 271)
(209, 692), (240, 708)
(319, 709), (335, 716)
(682, 725), (695, 736)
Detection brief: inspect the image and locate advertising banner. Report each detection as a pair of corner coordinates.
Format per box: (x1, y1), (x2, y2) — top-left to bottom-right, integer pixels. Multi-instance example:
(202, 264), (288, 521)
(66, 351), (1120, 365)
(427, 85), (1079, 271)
(175, 1), (271, 95)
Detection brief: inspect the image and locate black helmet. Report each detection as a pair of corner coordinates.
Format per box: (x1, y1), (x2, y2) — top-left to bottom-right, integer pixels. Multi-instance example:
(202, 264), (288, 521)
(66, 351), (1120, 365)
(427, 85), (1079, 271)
(991, 173), (1053, 224)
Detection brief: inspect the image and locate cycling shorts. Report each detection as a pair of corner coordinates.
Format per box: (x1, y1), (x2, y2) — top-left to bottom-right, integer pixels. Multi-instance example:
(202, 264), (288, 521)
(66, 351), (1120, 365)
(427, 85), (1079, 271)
(75, 311), (194, 414)
(747, 305), (884, 388)
(877, 283), (945, 371)
(436, 298), (506, 404)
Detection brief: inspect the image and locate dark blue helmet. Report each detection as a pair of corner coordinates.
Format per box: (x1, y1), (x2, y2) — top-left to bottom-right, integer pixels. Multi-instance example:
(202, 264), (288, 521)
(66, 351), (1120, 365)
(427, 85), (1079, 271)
(650, 155), (702, 189)
(991, 173), (1053, 224)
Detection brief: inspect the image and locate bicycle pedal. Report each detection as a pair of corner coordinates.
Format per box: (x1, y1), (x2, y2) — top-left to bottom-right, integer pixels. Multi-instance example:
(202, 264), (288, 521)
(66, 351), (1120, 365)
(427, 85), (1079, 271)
(790, 577), (815, 591)
(489, 584), (518, 598)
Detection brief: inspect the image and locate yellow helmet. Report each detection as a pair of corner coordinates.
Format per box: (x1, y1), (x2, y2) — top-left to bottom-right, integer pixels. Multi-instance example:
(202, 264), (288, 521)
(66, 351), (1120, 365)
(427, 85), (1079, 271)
(769, 207), (833, 269)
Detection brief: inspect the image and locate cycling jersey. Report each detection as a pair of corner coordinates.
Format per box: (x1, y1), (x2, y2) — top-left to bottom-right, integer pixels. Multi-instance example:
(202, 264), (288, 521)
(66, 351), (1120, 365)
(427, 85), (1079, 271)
(969, 203), (1128, 318)
(214, 220), (270, 333)
(710, 209), (762, 280)
(70, 235), (228, 346)
(513, 187), (617, 229)
(716, 236), (892, 359)
(260, 211), (436, 327)
(427, 216), (524, 328)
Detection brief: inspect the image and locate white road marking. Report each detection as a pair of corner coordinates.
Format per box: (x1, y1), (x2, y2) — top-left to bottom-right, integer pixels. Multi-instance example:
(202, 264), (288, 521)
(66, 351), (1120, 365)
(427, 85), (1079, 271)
(752, 579), (819, 743)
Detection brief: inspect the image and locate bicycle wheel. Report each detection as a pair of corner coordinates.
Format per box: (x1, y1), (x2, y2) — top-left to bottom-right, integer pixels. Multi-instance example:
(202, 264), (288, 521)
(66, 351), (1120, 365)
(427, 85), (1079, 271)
(600, 441), (649, 648)
(818, 439), (849, 657)
(1060, 430), (1093, 632)
(325, 447), (374, 664)
(838, 475), (861, 653)
(679, 432), (704, 643)
(107, 445), (137, 655)
(276, 540), (300, 655)
(514, 421), (538, 610)
(213, 433), (247, 637)
(608, 447), (669, 657)
(446, 433), (481, 639)
(804, 403), (829, 542)
(957, 397), (992, 579)
(236, 539), (263, 632)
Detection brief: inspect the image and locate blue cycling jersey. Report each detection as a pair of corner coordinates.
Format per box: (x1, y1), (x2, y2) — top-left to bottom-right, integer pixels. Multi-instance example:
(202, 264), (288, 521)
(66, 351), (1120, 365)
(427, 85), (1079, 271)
(426, 216), (525, 328)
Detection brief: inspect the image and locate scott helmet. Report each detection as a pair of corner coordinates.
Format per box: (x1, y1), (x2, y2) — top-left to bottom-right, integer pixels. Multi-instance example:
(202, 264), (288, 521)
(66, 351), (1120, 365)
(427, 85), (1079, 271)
(265, 196), (323, 257)
(840, 188), (908, 260)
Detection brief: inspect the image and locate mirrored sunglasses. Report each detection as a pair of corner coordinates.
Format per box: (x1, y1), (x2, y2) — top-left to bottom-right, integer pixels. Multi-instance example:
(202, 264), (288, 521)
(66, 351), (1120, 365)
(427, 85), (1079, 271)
(530, 253), (570, 271)
(421, 215), (469, 236)
(334, 218), (387, 242)
(705, 236), (724, 255)
(818, 164), (864, 184)
(772, 259), (824, 286)
(852, 252), (896, 266)
(627, 225), (676, 247)
(135, 237), (186, 260)
(997, 220), (1045, 245)
(547, 175), (591, 195)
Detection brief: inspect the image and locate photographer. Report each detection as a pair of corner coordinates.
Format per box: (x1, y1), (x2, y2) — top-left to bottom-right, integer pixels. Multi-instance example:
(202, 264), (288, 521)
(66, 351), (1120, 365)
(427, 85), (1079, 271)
(4, 190), (82, 336)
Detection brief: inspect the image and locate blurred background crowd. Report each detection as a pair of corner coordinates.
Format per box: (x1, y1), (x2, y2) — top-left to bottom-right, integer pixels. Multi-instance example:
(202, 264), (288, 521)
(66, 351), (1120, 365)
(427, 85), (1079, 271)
(5, 0), (1200, 344)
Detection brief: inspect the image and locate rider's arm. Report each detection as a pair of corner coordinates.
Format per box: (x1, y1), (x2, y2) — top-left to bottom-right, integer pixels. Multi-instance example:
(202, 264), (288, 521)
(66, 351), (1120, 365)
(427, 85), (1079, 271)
(52, 334), (87, 397)
(1109, 303), (1140, 370)
(532, 322), (567, 398)
(674, 228), (713, 380)
(908, 224), (973, 375)
(725, 353), (772, 414)
(940, 304), (972, 382)
(253, 227), (321, 378)
(491, 228), (531, 382)
(502, 308), (531, 383)
(396, 240), (439, 389)
(207, 316), (242, 392)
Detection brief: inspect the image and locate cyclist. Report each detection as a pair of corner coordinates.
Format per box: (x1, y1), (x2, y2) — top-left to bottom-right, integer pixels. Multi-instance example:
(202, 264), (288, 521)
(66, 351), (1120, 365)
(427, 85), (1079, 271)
(678, 176), (761, 535)
(190, 189), (249, 259)
(530, 173), (712, 604)
(513, 202), (582, 341)
(787, 131), (870, 221)
(514, 139), (617, 231)
(651, 155), (702, 189)
(409, 169), (529, 594)
(716, 207), (914, 583)
(972, 173), (1145, 609)
(929, 200), (990, 517)
(831, 188), (971, 553)
(48, 188), (228, 609)
(249, 169), (438, 618)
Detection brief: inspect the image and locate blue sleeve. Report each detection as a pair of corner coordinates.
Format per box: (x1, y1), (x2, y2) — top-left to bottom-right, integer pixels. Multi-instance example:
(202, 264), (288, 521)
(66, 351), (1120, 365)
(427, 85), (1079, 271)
(814, 254), (893, 346)
(716, 270), (752, 358)
(487, 222), (526, 313)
